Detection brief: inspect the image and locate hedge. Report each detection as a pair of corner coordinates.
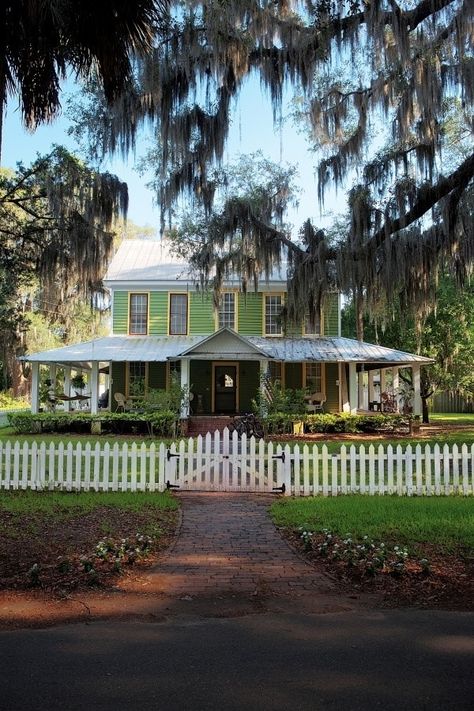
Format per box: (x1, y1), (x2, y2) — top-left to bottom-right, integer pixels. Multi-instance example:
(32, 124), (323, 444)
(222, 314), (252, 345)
(7, 411), (178, 437)
(262, 412), (412, 435)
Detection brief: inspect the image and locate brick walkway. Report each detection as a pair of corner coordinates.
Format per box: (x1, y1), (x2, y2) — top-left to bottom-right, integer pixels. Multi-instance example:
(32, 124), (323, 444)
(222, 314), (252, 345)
(145, 492), (335, 600)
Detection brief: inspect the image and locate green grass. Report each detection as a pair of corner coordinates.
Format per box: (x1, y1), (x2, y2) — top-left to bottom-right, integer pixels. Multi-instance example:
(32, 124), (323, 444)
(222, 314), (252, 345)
(0, 489), (179, 515)
(430, 412), (474, 425)
(271, 496), (474, 550)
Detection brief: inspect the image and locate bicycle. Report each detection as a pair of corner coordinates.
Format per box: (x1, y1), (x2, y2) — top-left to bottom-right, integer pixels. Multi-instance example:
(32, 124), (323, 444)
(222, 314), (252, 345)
(230, 412), (264, 439)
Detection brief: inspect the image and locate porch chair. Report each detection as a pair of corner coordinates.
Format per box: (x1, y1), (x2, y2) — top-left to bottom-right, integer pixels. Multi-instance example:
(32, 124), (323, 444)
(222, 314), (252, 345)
(305, 392), (326, 414)
(114, 392), (131, 412)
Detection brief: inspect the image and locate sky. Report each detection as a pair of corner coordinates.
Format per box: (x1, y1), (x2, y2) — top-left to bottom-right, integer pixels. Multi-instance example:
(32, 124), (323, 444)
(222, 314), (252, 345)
(1, 78), (340, 236)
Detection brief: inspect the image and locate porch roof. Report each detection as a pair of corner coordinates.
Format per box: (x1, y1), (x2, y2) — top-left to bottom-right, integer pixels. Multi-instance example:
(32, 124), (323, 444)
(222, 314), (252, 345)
(20, 334), (433, 367)
(247, 336), (433, 366)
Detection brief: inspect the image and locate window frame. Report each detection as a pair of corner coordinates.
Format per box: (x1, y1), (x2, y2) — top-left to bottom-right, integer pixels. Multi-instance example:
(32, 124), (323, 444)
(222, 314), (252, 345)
(127, 361), (148, 399)
(303, 362), (325, 394)
(128, 292), (149, 335)
(169, 293), (188, 335)
(264, 293), (283, 336)
(217, 291), (237, 330)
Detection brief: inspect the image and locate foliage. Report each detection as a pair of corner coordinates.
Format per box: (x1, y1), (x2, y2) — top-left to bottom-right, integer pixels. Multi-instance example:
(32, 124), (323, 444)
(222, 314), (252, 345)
(135, 379), (187, 416)
(0, 147), (127, 393)
(7, 411), (178, 437)
(260, 412), (411, 435)
(69, 1), (473, 330)
(253, 379), (307, 418)
(0, 390), (29, 410)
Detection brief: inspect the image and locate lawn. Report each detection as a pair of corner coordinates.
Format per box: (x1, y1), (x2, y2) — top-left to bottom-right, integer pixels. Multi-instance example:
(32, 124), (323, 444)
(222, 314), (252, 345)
(0, 490), (179, 591)
(271, 496), (474, 550)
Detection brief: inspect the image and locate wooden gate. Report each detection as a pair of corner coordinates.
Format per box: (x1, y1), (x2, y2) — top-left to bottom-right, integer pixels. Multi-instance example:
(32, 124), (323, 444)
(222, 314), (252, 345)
(165, 428), (287, 493)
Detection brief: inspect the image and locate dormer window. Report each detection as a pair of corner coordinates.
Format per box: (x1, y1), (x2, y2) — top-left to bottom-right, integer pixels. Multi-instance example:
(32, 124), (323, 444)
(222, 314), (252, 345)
(129, 294), (148, 335)
(169, 293), (188, 335)
(218, 292), (236, 330)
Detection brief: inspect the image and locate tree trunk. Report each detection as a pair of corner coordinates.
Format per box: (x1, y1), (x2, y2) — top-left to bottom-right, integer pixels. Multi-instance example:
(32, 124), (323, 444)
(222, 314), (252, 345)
(421, 396), (430, 424)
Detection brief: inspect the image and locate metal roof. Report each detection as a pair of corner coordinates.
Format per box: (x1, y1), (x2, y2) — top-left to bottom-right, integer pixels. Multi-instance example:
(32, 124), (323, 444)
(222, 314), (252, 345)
(103, 239), (288, 285)
(247, 336), (433, 365)
(21, 334), (433, 366)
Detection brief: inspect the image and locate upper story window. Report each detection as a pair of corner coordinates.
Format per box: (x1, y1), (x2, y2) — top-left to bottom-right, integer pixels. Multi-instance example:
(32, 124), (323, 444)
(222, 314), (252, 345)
(169, 293), (188, 335)
(304, 310), (321, 336)
(218, 292), (236, 330)
(265, 295), (282, 335)
(129, 294), (148, 335)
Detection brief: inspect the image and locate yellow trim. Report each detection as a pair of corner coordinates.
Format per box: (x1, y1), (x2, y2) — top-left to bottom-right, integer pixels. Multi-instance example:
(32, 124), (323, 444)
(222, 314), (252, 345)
(168, 292), (189, 336)
(302, 362), (326, 395)
(263, 292), (285, 336)
(128, 291), (150, 336)
(212, 361), (239, 414)
(214, 290), (238, 331)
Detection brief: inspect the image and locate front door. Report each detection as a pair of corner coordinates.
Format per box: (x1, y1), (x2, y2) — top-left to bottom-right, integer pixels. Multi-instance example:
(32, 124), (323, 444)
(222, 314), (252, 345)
(214, 364), (238, 414)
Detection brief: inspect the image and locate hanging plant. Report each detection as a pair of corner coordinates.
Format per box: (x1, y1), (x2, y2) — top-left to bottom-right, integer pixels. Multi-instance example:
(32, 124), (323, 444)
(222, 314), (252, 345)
(71, 374), (86, 390)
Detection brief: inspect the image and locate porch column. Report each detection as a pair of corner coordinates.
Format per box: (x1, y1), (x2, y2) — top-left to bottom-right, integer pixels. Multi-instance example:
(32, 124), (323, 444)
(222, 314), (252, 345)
(368, 369), (375, 406)
(392, 367), (400, 411)
(63, 366), (71, 412)
(180, 358), (190, 418)
(31, 362), (40, 414)
(90, 362), (99, 415)
(348, 362), (358, 415)
(380, 367), (387, 395)
(49, 363), (57, 391)
(412, 364), (422, 417)
(358, 368), (365, 410)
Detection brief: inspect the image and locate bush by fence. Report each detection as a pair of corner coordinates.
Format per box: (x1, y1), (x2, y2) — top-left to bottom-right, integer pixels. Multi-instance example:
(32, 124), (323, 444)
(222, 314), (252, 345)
(7, 411), (178, 437)
(262, 412), (412, 435)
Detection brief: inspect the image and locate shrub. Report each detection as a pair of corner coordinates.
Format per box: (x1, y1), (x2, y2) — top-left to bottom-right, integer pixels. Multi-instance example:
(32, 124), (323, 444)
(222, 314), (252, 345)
(8, 411), (177, 437)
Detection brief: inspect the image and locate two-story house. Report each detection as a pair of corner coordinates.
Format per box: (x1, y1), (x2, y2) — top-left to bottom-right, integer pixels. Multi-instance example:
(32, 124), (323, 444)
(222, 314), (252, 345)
(23, 240), (432, 423)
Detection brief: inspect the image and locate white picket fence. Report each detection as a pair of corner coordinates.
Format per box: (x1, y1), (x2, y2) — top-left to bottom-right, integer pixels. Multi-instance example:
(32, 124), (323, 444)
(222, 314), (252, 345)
(0, 429), (473, 496)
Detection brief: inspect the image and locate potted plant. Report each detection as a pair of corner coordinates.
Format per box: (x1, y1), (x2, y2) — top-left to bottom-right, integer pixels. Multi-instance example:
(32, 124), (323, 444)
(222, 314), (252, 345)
(71, 373), (86, 391)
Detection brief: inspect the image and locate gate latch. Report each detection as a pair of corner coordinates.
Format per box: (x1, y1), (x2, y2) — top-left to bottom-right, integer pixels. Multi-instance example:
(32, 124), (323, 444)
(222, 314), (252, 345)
(167, 449), (180, 461)
(272, 483), (286, 494)
(166, 480), (180, 490)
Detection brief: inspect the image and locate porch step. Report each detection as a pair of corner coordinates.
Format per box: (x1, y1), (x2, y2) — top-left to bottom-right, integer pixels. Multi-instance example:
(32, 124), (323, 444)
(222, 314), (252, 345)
(187, 416), (234, 436)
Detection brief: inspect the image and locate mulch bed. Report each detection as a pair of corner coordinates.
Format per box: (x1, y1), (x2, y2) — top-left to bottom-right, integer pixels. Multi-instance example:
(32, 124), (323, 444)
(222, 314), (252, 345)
(284, 529), (474, 610)
(0, 507), (179, 594)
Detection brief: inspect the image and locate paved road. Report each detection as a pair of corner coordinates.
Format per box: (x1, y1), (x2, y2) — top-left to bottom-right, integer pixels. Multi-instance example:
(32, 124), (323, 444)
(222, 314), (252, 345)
(1, 610), (473, 710)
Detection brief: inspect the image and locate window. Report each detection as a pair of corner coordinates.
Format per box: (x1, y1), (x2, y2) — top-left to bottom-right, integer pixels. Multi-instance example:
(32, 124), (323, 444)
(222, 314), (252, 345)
(129, 294), (148, 335)
(304, 310), (321, 336)
(305, 363), (323, 393)
(218, 292), (236, 329)
(265, 295), (282, 335)
(168, 360), (181, 386)
(128, 362), (146, 398)
(268, 361), (282, 385)
(169, 294), (188, 335)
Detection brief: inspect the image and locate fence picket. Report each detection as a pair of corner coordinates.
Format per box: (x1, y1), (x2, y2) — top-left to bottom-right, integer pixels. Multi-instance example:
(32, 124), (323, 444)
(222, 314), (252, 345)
(0, 438), (472, 496)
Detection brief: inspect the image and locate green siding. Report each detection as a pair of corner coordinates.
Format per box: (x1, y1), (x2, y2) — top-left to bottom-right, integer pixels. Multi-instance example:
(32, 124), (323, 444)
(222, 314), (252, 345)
(113, 292), (128, 334)
(325, 363), (339, 413)
(285, 363), (303, 390)
(323, 293), (339, 336)
(149, 292), (168, 335)
(190, 292), (215, 335)
(111, 362), (126, 410)
(148, 362), (166, 390)
(238, 293), (263, 335)
(190, 361), (212, 414)
(239, 362), (260, 413)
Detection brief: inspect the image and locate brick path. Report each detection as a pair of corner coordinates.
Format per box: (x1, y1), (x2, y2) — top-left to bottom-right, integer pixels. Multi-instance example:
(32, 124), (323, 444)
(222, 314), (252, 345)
(145, 492), (336, 600)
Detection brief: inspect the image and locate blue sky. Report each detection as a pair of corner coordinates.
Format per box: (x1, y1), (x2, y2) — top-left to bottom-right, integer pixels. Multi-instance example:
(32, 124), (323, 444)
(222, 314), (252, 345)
(2, 78), (341, 235)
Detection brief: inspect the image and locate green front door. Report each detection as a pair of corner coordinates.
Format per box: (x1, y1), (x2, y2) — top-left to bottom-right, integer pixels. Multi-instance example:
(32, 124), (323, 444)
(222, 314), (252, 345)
(214, 364), (238, 414)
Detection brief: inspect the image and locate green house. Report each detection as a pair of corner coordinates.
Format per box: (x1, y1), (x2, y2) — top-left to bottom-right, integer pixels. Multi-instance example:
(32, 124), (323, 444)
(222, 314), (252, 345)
(23, 240), (432, 424)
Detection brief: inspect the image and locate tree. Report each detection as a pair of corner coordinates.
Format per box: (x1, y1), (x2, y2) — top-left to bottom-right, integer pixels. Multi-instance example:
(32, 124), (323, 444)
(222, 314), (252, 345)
(342, 276), (474, 421)
(69, 0), (473, 329)
(0, 0), (169, 160)
(0, 147), (128, 393)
